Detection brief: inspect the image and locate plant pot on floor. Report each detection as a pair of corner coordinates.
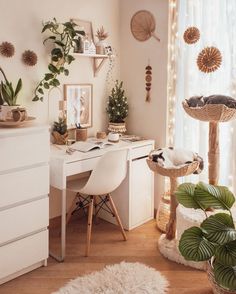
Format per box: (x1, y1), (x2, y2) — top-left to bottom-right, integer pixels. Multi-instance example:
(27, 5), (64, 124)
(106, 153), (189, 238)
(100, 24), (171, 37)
(207, 261), (236, 294)
(108, 122), (126, 134)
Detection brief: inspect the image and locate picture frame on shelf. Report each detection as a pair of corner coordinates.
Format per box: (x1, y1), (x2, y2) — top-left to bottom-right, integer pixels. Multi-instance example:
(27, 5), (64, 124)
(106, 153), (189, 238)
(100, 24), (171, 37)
(64, 84), (93, 129)
(104, 45), (113, 55)
(72, 19), (94, 43)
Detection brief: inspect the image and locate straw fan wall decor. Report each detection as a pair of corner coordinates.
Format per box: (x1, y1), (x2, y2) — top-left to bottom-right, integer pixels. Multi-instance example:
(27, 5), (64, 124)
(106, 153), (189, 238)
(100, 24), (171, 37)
(130, 10), (160, 42)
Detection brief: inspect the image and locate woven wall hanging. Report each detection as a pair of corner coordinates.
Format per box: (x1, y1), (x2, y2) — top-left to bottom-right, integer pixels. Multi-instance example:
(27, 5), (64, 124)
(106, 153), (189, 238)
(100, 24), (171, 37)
(130, 10), (160, 42)
(145, 64), (152, 102)
(197, 46), (222, 73)
(0, 41), (15, 58)
(183, 27), (200, 44)
(22, 50), (38, 66)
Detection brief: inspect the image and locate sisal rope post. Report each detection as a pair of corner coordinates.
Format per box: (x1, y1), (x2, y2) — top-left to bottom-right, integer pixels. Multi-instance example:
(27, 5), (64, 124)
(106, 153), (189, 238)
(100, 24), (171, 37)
(166, 176), (178, 240)
(208, 121), (219, 185)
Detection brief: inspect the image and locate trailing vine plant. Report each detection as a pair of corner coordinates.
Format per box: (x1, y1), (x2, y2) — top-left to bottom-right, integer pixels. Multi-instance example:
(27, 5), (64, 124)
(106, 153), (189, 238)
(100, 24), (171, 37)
(33, 18), (84, 101)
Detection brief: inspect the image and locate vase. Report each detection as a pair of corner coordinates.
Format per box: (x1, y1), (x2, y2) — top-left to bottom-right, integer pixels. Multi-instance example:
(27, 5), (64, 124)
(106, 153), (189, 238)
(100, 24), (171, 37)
(206, 261), (236, 294)
(0, 105), (20, 121)
(96, 40), (107, 55)
(108, 122), (126, 134)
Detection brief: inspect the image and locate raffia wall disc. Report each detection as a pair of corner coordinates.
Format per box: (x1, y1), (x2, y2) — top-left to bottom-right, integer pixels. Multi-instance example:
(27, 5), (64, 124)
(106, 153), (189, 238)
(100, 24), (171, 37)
(146, 158), (199, 177)
(182, 101), (236, 122)
(197, 46), (222, 73)
(183, 27), (200, 44)
(130, 10), (160, 42)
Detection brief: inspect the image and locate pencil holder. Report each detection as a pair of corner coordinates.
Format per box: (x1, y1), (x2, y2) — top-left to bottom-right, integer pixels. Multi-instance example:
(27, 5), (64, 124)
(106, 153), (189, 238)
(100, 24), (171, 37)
(76, 128), (87, 141)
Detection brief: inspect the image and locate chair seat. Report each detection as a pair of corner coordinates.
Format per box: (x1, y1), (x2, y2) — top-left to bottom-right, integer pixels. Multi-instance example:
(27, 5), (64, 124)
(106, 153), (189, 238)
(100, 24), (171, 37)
(67, 176), (89, 192)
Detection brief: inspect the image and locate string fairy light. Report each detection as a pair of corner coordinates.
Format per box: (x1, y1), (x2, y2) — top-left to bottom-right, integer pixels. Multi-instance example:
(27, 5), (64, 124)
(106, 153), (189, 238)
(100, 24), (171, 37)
(166, 0), (178, 148)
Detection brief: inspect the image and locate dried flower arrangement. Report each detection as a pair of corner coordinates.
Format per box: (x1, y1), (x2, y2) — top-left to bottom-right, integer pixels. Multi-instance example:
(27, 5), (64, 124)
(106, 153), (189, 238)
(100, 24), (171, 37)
(96, 26), (109, 41)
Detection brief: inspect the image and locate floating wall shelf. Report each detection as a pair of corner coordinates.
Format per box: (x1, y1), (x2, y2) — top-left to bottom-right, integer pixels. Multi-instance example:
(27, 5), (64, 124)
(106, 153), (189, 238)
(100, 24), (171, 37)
(72, 53), (109, 77)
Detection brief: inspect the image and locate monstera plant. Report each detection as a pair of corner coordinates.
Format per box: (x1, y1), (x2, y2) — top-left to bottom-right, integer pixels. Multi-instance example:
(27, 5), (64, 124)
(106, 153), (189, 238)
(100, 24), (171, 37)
(33, 18), (84, 102)
(176, 182), (236, 292)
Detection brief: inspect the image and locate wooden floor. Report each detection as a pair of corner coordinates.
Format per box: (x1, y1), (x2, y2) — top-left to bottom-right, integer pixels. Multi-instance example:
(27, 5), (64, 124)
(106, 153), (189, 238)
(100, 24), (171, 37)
(0, 217), (213, 294)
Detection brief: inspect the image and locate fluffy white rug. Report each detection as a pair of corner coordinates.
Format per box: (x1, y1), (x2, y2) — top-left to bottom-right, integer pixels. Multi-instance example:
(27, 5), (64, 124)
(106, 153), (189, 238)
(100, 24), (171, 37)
(52, 262), (169, 294)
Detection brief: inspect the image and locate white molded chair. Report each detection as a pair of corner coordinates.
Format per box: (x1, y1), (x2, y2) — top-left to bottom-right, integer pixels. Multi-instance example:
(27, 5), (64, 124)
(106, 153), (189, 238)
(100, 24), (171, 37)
(67, 149), (128, 256)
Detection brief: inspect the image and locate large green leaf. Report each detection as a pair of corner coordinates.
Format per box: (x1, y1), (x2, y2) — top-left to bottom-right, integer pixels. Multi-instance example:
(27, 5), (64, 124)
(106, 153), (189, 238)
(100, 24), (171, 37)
(215, 240), (236, 266)
(201, 213), (236, 245)
(213, 260), (236, 290)
(179, 227), (215, 261)
(194, 182), (235, 210)
(175, 183), (200, 209)
(14, 78), (22, 97)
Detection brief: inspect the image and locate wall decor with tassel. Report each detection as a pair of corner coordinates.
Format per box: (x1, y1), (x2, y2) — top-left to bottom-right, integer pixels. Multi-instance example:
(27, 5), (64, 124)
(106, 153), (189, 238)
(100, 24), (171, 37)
(145, 64), (152, 102)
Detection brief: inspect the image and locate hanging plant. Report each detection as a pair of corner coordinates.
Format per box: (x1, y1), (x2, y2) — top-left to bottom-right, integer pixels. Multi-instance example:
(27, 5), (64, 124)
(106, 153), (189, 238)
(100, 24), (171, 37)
(183, 27), (200, 44)
(32, 18), (85, 101)
(197, 46), (222, 73)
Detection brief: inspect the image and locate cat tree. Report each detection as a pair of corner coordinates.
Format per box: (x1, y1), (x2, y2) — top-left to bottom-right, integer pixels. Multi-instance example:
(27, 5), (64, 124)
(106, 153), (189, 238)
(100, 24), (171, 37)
(183, 102), (236, 185)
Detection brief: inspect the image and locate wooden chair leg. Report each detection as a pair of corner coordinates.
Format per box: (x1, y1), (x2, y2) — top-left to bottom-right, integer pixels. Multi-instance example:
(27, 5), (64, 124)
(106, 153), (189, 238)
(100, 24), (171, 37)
(85, 196), (94, 256)
(93, 195), (98, 224)
(107, 194), (127, 241)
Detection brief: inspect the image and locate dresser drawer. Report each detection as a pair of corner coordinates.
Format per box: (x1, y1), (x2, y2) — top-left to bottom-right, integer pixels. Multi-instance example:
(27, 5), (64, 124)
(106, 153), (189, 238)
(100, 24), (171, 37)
(0, 131), (49, 172)
(0, 230), (48, 280)
(0, 198), (48, 245)
(65, 157), (100, 176)
(129, 144), (153, 161)
(0, 165), (49, 209)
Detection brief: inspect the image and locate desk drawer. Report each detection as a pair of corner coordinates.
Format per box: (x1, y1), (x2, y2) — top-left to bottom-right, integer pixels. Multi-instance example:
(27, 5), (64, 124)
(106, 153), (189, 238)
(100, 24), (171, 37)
(0, 165), (49, 209)
(129, 144), (153, 161)
(0, 230), (48, 280)
(0, 198), (48, 245)
(0, 131), (49, 172)
(65, 157), (100, 176)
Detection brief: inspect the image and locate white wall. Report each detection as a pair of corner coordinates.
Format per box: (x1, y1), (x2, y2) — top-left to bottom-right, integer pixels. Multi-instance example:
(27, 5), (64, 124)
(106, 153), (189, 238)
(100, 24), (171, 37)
(0, 0), (120, 134)
(0, 0), (168, 216)
(120, 0), (169, 208)
(0, 0), (120, 218)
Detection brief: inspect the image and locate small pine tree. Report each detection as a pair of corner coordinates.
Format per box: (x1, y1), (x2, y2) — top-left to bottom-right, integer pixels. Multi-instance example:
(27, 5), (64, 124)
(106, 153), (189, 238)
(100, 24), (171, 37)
(106, 80), (128, 123)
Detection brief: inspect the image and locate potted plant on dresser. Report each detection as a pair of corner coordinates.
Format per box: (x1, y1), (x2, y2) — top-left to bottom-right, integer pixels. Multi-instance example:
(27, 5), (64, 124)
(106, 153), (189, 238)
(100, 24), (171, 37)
(0, 66), (23, 121)
(106, 80), (128, 133)
(176, 182), (236, 294)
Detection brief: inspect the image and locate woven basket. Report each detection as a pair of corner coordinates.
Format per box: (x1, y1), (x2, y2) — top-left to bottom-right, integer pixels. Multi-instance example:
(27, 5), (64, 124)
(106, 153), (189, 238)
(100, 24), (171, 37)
(182, 101), (236, 122)
(146, 157), (199, 177)
(206, 261), (236, 294)
(156, 191), (170, 232)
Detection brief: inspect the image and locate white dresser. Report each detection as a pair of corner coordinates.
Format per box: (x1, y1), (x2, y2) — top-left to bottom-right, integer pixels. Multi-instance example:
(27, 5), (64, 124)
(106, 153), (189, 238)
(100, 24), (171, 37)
(0, 125), (49, 284)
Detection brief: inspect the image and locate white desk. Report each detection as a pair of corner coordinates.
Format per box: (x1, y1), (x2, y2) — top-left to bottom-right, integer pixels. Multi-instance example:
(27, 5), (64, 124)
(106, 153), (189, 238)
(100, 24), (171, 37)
(50, 139), (154, 261)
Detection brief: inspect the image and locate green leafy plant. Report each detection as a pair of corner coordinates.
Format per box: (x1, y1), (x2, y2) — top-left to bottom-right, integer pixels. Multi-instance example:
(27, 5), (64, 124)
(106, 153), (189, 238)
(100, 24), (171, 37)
(53, 116), (67, 135)
(0, 67), (22, 106)
(176, 182), (236, 291)
(33, 18), (85, 102)
(106, 80), (128, 123)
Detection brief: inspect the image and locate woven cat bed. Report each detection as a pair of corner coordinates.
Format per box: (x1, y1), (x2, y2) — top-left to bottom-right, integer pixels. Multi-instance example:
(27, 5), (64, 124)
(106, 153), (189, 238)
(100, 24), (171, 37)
(182, 101), (236, 122)
(146, 157), (199, 178)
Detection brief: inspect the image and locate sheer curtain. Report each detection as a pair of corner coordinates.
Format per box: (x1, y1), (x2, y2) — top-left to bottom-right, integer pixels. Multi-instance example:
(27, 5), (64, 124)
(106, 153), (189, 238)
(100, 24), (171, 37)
(172, 0), (236, 191)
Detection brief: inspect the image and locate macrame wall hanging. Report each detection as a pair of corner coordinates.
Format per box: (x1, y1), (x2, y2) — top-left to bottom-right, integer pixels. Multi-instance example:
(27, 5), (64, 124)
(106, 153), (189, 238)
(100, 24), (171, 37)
(130, 10), (160, 42)
(145, 63), (152, 102)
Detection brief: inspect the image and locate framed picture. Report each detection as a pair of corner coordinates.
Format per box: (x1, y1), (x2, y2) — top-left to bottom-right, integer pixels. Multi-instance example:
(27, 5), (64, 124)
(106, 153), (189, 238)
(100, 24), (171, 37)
(71, 19), (94, 43)
(64, 84), (93, 129)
